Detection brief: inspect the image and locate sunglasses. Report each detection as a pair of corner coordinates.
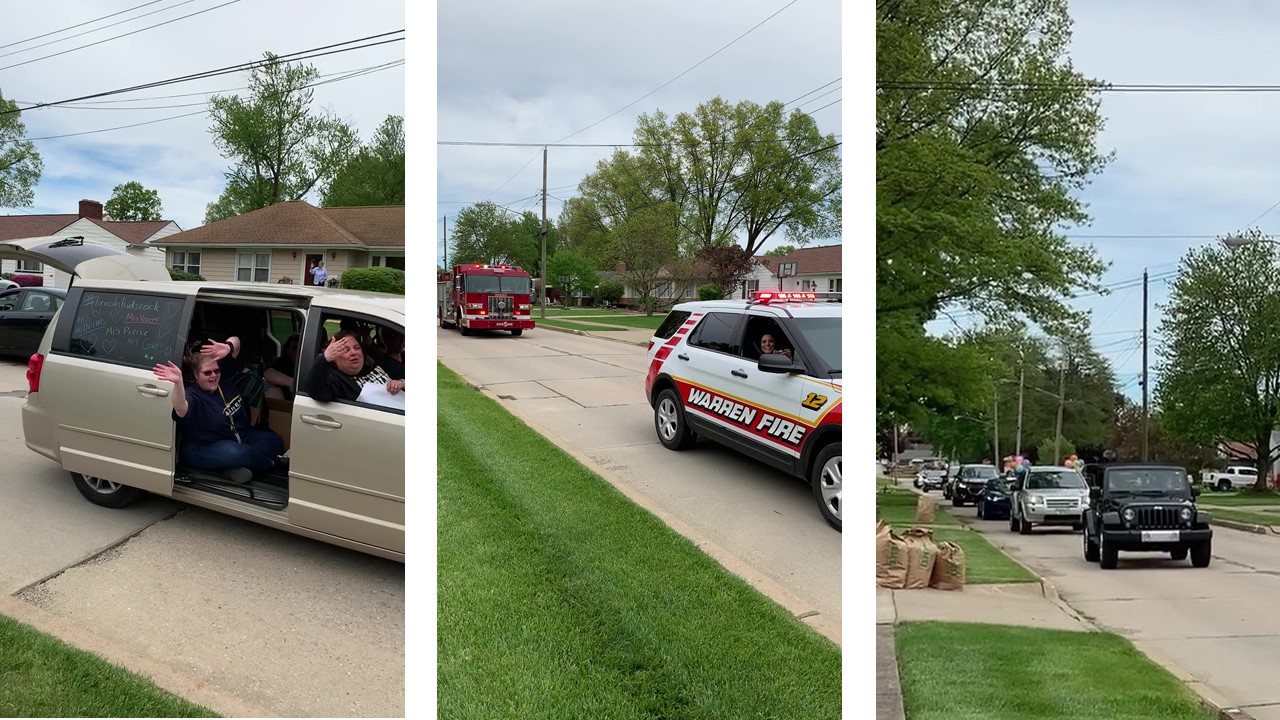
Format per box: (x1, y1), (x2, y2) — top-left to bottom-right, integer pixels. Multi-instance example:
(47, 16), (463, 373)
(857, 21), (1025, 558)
(199, 369), (221, 377)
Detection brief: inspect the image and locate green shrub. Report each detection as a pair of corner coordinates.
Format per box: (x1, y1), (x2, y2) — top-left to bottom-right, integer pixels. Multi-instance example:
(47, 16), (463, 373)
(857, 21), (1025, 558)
(595, 279), (624, 304)
(168, 268), (205, 281)
(340, 266), (405, 295)
(698, 284), (724, 301)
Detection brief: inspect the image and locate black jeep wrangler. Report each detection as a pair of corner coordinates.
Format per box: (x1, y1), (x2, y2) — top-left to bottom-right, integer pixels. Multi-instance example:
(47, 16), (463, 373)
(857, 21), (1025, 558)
(1081, 463), (1213, 569)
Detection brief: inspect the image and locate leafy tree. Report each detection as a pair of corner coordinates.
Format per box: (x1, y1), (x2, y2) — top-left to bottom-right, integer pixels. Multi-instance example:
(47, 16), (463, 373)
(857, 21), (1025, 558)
(450, 202), (559, 277)
(322, 115), (405, 207)
(1155, 230), (1280, 491)
(698, 284), (723, 301)
(205, 53), (359, 223)
(547, 250), (598, 301)
(595, 280), (624, 305)
(0, 90), (42, 208)
(617, 204), (681, 315)
(1037, 436), (1075, 465)
(105, 181), (163, 221)
(1107, 401), (1217, 472)
(764, 244), (796, 257)
(694, 244), (759, 298)
(876, 0), (1111, 418)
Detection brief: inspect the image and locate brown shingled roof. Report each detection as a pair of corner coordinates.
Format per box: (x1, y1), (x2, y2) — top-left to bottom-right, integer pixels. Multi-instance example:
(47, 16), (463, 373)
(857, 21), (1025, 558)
(89, 218), (172, 244)
(755, 243), (842, 274)
(151, 201), (404, 248)
(0, 214), (78, 241)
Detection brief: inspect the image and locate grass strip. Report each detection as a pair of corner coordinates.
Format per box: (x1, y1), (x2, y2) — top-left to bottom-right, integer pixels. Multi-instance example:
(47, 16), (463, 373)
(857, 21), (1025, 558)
(875, 489), (959, 526)
(565, 315), (667, 330)
(896, 622), (1215, 720)
(1197, 491), (1280, 506)
(0, 614), (216, 717)
(536, 319), (629, 332)
(437, 362), (841, 720)
(875, 490), (1032, 583)
(1204, 507), (1280, 527)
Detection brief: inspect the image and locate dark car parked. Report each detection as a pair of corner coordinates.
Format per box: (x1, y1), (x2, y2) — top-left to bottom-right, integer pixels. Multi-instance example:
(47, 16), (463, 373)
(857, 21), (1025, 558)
(1081, 463), (1213, 569)
(951, 464), (1000, 506)
(0, 287), (66, 359)
(976, 477), (1012, 520)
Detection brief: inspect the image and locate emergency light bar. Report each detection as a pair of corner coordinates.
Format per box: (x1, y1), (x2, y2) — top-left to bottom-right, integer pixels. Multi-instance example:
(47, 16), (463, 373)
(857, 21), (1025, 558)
(752, 291), (817, 303)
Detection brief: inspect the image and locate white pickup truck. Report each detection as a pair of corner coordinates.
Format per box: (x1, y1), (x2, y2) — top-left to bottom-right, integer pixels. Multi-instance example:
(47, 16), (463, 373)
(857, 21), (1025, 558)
(1202, 465), (1260, 492)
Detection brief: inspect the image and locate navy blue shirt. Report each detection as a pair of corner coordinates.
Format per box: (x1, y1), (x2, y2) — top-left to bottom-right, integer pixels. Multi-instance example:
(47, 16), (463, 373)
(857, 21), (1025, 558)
(173, 357), (248, 445)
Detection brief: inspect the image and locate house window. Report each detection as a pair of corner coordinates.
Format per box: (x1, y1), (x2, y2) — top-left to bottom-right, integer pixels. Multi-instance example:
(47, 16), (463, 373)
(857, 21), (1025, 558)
(236, 251), (271, 283)
(744, 279), (760, 297)
(171, 251), (201, 276)
(373, 255), (406, 270)
(16, 260), (42, 272)
(829, 278), (842, 293)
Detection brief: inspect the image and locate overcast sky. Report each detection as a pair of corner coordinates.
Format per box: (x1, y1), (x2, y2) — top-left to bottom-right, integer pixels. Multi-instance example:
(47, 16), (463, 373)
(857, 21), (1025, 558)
(0, 0), (404, 231)
(925, 1), (1280, 400)
(436, 0), (842, 269)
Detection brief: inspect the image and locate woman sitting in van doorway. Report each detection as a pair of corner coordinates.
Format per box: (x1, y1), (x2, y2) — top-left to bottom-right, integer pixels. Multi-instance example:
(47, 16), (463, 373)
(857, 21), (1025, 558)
(153, 343), (286, 485)
(308, 329), (404, 403)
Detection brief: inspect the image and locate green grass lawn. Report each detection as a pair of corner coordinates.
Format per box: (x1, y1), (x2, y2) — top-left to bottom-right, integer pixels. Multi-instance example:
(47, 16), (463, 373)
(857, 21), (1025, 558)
(875, 488), (959, 526)
(1204, 507), (1280, 526)
(0, 614), (216, 717)
(1198, 491), (1280, 506)
(536, 319), (629, 332)
(896, 622), (1215, 720)
(437, 362), (840, 720)
(568, 314), (667, 330)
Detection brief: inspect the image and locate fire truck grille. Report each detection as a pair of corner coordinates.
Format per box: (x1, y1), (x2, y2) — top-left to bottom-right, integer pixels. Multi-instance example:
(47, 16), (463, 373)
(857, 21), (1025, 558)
(488, 294), (514, 319)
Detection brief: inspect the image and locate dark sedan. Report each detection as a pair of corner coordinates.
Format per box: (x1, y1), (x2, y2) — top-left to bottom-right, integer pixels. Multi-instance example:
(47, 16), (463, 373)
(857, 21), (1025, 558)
(951, 464), (1000, 506)
(976, 477), (1013, 520)
(0, 286), (66, 359)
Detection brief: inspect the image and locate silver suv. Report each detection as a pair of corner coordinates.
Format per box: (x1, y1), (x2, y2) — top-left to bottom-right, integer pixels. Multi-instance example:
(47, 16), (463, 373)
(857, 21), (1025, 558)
(1010, 465), (1089, 535)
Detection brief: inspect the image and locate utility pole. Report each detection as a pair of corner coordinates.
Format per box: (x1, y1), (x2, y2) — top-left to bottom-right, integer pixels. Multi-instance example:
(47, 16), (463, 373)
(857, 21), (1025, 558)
(1054, 346), (1068, 463)
(993, 392), (1000, 463)
(1015, 350), (1026, 457)
(442, 215), (448, 269)
(540, 145), (549, 321)
(1141, 268), (1150, 461)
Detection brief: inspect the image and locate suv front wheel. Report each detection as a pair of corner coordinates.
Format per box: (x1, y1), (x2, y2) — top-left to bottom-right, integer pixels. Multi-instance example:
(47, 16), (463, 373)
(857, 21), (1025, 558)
(654, 388), (696, 450)
(71, 472), (143, 509)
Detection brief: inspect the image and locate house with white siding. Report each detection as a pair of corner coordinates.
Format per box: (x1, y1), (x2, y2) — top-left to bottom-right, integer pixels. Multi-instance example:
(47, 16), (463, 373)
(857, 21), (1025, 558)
(740, 243), (843, 298)
(0, 199), (178, 287)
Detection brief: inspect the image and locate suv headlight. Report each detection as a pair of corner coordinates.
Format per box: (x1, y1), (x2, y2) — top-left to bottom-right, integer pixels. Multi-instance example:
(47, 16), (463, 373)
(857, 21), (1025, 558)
(1029, 496), (1045, 506)
(1180, 507), (1193, 521)
(1122, 508), (1136, 521)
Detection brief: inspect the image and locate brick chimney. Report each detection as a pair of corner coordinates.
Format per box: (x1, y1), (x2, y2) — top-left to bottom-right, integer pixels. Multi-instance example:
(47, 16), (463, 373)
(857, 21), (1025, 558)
(78, 199), (103, 220)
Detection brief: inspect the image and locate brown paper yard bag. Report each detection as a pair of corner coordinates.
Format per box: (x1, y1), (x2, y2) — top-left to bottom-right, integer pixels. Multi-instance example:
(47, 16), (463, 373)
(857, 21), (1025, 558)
(915, 494), (936, 524)
(929, 540), (967, 591)
(903, 528), (938, 589)
(875, 522), (909, 589)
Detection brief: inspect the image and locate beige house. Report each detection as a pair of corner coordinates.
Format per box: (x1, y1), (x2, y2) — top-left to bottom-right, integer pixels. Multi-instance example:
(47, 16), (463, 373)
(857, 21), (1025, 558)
(742, 243), (842, 298)
(0, 199), (178, 288)
(151, 201), (404, 285)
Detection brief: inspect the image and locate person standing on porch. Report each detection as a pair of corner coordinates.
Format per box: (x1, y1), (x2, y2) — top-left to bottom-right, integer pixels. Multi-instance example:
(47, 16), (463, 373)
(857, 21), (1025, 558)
(311, 260), (328, 287)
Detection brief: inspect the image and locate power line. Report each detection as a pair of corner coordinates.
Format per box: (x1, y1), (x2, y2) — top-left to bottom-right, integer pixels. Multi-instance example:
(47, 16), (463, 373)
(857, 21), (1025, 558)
(437, 133), (844, 148)
(0, 0), (170, 51)
(3, 59), (402, 144)
(785, 77), (840, 106)
(550, 0), (799, 144)
(1, 30), (404, 115)
(0, 0), (202, 60)
(0, 0), (244, 74)
(878, 80), (1280, 93)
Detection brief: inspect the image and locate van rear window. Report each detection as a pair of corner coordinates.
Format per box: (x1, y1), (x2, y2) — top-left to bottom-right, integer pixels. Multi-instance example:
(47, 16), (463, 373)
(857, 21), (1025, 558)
(68, 291), (184, 367)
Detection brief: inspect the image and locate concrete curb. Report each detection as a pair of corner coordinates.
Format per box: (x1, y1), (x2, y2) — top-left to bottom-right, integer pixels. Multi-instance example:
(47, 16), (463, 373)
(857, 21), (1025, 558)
(0, 593), (275, 718)
(536, 322), (649, 347)
(1210, 517), (1273, 535)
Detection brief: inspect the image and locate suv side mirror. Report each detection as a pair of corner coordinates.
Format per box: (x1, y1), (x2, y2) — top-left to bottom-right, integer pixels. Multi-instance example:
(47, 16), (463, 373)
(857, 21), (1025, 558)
(1191, 486), (1201, 498)
(1089, 487), (1101, 501)
(757, 353), (804, 374)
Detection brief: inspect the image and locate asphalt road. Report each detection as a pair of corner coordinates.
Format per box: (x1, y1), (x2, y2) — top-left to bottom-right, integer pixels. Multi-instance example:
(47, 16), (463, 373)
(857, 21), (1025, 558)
(943, 492), (1280, 720)
(0, 359), (404, 717)
(436, 324), (842, 643)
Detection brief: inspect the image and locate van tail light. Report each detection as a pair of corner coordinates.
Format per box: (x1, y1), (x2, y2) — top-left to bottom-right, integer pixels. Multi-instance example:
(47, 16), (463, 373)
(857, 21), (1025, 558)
(27, 353), (43, 394)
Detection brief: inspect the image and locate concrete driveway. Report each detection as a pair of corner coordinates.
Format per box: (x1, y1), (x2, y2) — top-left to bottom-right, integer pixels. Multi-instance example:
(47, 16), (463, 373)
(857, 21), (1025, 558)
(437, 324), (842, 644)
(0, 359), (404, 717)
(952, 500), (1280, 720)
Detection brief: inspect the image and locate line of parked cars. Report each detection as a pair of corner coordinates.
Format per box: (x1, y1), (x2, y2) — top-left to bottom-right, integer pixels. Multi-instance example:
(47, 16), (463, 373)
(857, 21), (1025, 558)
(917, 460), (1214, 570)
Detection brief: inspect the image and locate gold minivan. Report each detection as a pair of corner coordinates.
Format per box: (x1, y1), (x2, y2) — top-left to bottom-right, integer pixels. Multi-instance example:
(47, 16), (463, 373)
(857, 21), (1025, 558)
(8, 235), (404, 562)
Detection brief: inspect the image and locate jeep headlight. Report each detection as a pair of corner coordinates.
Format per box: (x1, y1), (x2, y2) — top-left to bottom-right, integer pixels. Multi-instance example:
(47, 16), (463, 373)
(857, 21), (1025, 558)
(1123, 508), (1136, 522)
(1180, 507), (1193, 521)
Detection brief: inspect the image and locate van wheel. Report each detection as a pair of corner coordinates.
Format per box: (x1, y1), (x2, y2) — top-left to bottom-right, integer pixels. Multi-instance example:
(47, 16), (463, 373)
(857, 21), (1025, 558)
(654, 388), (695, 450)
(812, 443), (842, 532)
(71, 472), (142, 509)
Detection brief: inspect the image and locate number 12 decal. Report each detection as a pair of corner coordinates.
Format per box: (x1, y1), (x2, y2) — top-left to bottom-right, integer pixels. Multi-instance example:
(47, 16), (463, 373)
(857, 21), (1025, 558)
(801, 392), (828, 411)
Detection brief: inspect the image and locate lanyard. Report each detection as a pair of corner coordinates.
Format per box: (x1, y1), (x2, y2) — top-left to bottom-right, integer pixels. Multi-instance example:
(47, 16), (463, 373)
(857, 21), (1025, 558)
(216, 384), (243, 444)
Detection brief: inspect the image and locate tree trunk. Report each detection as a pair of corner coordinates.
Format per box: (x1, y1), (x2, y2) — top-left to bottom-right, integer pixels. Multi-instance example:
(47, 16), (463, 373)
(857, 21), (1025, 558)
(1257, 431), (1273, 493)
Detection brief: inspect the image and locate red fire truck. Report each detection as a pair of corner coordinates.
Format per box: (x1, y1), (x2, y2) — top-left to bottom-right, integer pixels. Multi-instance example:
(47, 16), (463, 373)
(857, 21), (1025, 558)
(438, 263), (536, 336)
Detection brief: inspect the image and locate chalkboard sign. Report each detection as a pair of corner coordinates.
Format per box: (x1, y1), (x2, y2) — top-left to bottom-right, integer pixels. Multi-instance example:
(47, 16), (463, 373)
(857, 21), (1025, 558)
(69, 291), (184, 367)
